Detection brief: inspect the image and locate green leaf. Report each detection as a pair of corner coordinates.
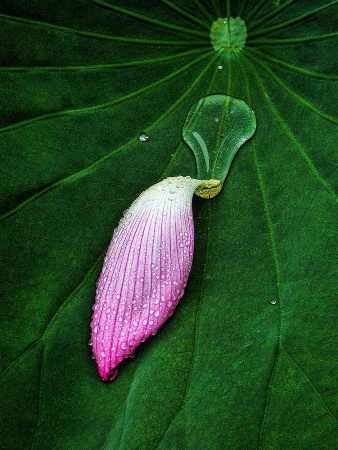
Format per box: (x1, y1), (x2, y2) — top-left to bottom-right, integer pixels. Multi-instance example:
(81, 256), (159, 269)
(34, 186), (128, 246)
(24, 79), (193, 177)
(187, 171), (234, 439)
(1, 1), (337, 449)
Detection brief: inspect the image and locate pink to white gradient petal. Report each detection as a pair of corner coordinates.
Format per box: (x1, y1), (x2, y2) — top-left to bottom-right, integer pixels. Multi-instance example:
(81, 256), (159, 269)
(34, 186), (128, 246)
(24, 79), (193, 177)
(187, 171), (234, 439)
(90, 176), (203, 381)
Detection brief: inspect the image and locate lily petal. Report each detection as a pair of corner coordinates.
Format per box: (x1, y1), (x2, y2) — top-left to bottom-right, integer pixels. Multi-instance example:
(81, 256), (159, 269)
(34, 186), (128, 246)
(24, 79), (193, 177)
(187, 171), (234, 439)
(91, 176), (204, 381)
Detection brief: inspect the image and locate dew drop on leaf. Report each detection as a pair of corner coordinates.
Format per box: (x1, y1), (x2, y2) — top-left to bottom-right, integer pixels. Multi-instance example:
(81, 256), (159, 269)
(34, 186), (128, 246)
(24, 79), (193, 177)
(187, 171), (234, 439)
(139, 132), (149, 142)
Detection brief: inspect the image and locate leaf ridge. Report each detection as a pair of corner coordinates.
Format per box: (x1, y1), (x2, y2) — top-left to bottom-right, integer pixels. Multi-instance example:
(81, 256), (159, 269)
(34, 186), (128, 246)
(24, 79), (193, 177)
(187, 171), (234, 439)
(248, 52), (338, 124)
(247, 58), (338, 201)
(154, 202), (212, 449)
(153, 63), (221, 447)
(0, 13), (205, 46)
(0, 253), (102, 379)
(210, 0), (222, 17)
(0, 48), (208, 72)
(282, 347), (338, 420)
(249, 0), (338, 37)
(237, 0), (253, 17)
(191, 0), (215, 23)
(0, 54), (215, 221)
(159, 0), (211, 30)
(249, 31), (338, 46)
(241, 60), (285, 448)
(247, 0), (295, 30)
(0, 51), (213, 135)
(87, 0), (209, 38)
(29, 343), (45, 450)
(246, 48), (338, 80)
(245, 0), (272, 24)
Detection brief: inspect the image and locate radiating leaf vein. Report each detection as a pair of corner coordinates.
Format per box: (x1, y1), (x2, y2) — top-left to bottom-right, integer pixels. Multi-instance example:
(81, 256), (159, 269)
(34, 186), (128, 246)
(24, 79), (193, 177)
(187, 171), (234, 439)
(246, 48), (338, 80)
(247, 58), (338, 200)
(88, 0), (209, 38)
(248, 53), (338, 124)
(0, 53), (215, 220)
(249, 0), (338, 36)
(0, 51), (213, 134)
(0, 13), (205, 46)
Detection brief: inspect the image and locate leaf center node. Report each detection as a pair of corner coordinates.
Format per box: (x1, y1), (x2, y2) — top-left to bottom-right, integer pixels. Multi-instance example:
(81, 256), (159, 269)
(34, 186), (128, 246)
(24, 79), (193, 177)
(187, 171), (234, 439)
(210, 17), (247, 53)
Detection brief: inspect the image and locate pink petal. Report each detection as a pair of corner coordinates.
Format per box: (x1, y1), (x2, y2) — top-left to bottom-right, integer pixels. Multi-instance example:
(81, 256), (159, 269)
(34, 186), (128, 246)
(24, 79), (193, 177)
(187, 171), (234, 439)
(90, 176), (203, 381)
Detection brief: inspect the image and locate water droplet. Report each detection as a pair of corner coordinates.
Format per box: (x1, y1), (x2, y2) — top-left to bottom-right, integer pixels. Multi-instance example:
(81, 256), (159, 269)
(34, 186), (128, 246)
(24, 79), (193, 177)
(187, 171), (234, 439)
(154, 310), (160, 318)
(218, 65), (223, 70)
(116, 294), (121, 300)
(173, 281), (178, 286)
(271, 299), (277, 305)
(91, 354), (96, 360)
(139, 132), (149, 142)
(142, 319), (148, 326)
(101, 351), (106, 358)
(93, 326), (99, 334)
(215, 117), (219, 123)
(120, 341), (127, 350)
(169, 189), (176, 195)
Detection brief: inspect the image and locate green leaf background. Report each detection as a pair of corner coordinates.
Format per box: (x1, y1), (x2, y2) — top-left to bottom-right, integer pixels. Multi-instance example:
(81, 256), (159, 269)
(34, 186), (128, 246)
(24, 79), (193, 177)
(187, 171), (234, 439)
(1, 1), (337, 448)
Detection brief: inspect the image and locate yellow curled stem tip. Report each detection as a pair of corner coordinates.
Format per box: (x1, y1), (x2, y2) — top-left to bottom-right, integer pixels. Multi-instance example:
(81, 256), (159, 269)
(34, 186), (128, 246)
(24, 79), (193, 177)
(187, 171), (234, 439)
(195, 179), (222, 199)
